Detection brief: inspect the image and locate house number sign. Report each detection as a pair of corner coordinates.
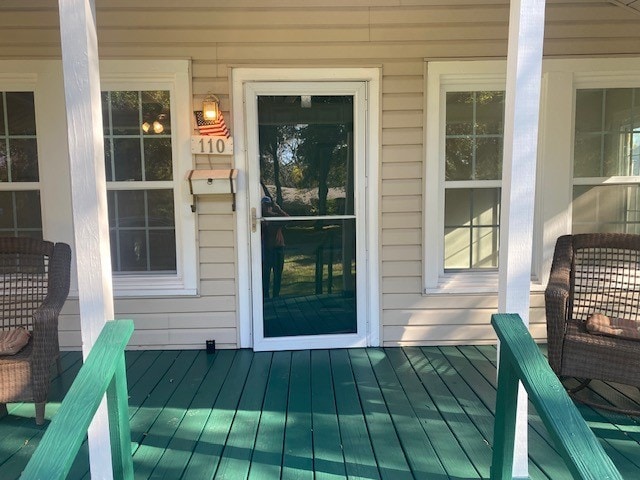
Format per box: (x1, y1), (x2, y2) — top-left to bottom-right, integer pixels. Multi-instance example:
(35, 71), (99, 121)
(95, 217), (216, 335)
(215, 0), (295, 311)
(191, 135), (234, 155)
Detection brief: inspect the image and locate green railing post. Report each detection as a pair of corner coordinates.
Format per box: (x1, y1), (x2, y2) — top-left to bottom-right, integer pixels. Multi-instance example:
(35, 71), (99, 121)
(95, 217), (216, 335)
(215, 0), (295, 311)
(21, 319), (134, 480)
(490, 347), (519, 480)
(490, 313), (622, 480)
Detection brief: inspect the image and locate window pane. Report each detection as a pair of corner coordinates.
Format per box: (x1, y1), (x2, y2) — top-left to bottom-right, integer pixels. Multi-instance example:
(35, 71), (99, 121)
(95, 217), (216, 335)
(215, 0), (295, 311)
(574, 88), (640, 178)
(117, 230), (148, 272)
(142, 91), (171, 136)
(104, 89), (177, 275)
(473, 227), (499, 268)
(0, 92), (42, 238)
(257, 95), (354, 216)
(113, 138), (142, 181)
(476, 91), (504, 135)
(144, 138), (172, 181)
(262, 219), (356, 337)
(15, 191), (42, 229)
(575, 89), (603, 133)
(6, 92), (36, 135)
(445, 91), (504, 181)
(444, 188), (500, 270)
(0, 190), (42, 237)
(444, 227), (471, 269)
(444, 189), (470, 226)
(573, 184), (640, 234)
(445, 137), (473, 180)
(149, 230), (176, 271)
(110, 91), (139, 136)
(574, 133), (602, 177)
(108, 188), (176, 273)
(475, 137), (502, 180)
(9, 138), (39, 182)
(147, 189), (174, 226)
(446, 92), (474, 136)
(115, 190), (146, 227)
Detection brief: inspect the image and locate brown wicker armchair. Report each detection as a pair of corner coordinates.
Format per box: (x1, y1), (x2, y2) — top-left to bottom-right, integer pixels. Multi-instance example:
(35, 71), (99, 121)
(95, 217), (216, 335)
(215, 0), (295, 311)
(545, 233), (640, 404)
(0, 237), (71, 424)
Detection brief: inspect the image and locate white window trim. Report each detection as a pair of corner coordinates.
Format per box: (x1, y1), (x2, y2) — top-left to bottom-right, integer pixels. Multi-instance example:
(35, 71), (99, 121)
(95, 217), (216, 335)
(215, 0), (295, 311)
(99, 60), (197, 297)
(425, 57), (640, 295)
(0, 60), (197, 297)
(0, 75), (41, 237)
(424, 60), (507, 293)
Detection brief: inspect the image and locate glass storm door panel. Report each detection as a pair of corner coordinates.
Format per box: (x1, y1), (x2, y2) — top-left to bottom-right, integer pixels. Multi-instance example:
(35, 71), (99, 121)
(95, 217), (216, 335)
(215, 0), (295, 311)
(247, 83), (367, 351)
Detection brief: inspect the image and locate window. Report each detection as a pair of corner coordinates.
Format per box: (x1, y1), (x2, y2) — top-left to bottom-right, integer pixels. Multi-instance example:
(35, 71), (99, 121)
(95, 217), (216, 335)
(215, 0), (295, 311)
(444, 91), (504, 270)
(424, 61), (506, 291)
(98, 60), (196, 296)
(102, 90), (177, 273)
(572, 88), (640, 234)
(426, 58), (640, 293)
(0, 91), (42, 238)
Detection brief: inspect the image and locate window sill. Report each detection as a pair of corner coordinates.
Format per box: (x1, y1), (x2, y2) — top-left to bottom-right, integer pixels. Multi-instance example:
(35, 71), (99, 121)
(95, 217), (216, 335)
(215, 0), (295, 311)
(424, 272), (545, 295)
(68, 274), (198, 299)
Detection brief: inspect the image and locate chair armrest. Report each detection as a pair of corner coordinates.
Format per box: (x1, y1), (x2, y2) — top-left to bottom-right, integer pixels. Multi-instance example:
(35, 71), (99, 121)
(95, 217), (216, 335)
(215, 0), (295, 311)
(545, 235), (573, 373)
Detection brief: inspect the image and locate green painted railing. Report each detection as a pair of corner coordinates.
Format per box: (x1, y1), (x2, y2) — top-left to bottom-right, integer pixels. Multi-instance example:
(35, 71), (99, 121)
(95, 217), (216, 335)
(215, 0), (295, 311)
(21, 320), (135, 480)
(490, 313), (622, 480)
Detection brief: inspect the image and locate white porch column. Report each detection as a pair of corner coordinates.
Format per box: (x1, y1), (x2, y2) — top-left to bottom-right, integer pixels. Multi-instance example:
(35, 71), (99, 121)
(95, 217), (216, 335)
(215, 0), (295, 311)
(498, 0), (546, 478)
(58, 0), (115, 478)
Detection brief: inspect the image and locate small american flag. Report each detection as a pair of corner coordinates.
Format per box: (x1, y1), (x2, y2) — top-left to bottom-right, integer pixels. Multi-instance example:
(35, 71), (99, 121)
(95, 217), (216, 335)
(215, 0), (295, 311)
(194, 110), (230, 138)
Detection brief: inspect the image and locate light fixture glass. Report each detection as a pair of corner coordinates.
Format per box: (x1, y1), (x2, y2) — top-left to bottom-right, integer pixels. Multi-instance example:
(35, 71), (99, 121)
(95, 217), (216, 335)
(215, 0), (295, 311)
(202, 93), (220, 121)
(153, 120), (164, 134)
(141, 121), (151, 133)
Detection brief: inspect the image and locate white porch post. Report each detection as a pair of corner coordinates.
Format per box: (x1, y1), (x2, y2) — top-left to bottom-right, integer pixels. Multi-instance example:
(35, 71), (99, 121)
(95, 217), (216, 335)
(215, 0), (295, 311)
(58, 0), (115, 478)
(498, 0), (546, 478)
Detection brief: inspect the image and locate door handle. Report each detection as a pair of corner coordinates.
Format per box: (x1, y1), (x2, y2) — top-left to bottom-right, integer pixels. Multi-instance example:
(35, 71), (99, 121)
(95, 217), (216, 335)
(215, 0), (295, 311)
(251, 207), (257, 232)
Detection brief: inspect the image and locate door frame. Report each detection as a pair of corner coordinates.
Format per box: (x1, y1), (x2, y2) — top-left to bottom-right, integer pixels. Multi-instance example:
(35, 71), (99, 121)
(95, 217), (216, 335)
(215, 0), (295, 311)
(232, 67), (381, 350)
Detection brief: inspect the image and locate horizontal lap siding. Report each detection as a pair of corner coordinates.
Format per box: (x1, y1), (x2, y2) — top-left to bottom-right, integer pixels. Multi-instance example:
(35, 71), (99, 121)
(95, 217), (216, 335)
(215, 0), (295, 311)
(2, 1), (638, 348)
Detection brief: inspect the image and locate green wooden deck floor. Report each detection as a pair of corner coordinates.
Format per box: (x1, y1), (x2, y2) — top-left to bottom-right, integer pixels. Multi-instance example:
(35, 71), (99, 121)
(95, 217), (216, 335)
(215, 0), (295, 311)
(1, 346), (640, 479)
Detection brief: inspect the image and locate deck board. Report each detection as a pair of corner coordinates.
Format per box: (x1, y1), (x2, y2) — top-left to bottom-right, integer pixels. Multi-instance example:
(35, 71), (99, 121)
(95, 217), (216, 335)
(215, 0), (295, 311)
(310, 350), (347, 480)
(405, 346), (492, 478)
(181, 349), (254, 479)
(330, 349), (380, 480)
(2, 346), (640, 479)
(283, 350), (314, 479)
(367, 348), (448, 479)
(384, 347), (477, 479)
(248, 351), (289, 480)
(349, 348), (412, 480)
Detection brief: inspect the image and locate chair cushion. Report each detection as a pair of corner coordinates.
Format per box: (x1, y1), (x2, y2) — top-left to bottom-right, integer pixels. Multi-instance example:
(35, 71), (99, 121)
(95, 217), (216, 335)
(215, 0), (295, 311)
(586, 313), (640, 341)
(0, 328), (31, 355)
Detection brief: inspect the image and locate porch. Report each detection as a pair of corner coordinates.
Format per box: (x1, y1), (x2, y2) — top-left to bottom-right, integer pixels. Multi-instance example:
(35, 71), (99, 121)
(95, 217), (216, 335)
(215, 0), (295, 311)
(2, 345), (640, 479)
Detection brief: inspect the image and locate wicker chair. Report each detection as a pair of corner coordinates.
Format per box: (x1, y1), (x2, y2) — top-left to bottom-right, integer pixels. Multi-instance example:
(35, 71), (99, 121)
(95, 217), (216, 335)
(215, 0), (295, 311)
(0, 237), (71, 424)
(545, 233), (640, 408)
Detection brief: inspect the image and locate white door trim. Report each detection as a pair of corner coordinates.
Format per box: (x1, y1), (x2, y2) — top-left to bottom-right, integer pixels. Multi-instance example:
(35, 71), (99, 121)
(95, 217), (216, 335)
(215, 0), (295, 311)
(231, 67), (380, 350)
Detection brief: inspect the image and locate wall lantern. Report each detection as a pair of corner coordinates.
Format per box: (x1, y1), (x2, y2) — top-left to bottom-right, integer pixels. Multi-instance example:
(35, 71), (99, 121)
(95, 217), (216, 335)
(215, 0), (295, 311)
(202, 93), (220, 121)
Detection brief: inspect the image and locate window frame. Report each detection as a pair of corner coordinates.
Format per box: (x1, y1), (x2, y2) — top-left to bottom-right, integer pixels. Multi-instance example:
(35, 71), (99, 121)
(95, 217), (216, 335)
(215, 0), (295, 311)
(0, 60), (197, 298)
(424, 61), (507, 292)
(99, 60), (197, 296)
(425, 58), (640, 295)
(0, 87), (43, 238)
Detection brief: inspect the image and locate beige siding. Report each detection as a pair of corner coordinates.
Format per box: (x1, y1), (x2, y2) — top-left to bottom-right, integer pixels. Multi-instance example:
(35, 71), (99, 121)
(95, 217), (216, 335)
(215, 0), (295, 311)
(1, 1), (639, 348)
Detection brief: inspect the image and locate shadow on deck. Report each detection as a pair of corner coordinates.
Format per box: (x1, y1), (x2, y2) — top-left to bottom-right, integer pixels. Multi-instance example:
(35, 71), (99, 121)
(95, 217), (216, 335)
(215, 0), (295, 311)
(1, 346), (640, 479)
